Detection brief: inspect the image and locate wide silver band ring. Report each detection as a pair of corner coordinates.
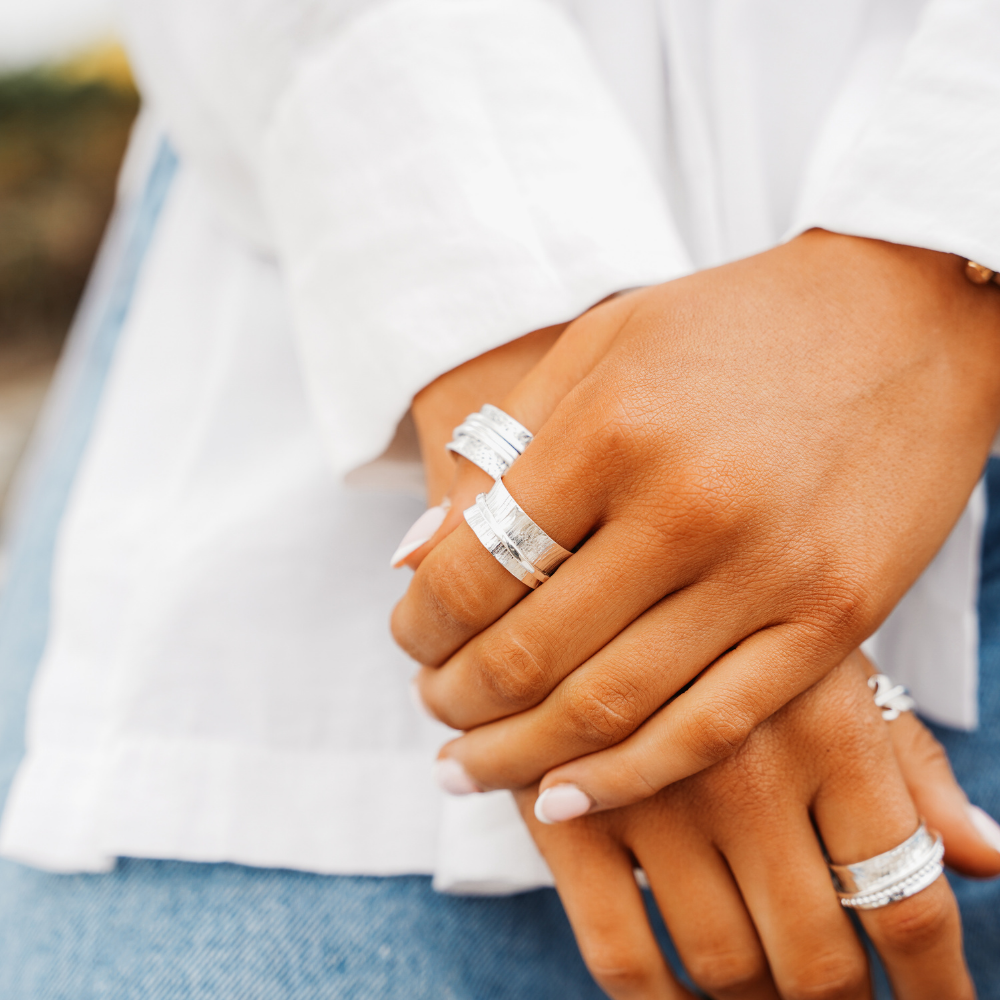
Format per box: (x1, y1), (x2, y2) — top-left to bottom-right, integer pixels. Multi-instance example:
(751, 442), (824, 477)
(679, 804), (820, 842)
(464, 479), (572, 589)
(830, 822), (944, 910)
(446, 405), (533, 480)
(869, 673), (916, 721)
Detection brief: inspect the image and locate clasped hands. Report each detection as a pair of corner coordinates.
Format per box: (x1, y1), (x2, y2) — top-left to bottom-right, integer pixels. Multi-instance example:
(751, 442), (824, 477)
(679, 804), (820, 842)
(392, 230), (1000, 999)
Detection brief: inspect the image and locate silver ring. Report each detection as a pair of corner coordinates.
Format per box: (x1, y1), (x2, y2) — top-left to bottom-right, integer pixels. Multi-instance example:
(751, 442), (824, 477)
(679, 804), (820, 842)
(869, 673), (916, 721)
(830, 822), (944, 910)
(446, 405), (533, 480)
(463, 479), (572, 588)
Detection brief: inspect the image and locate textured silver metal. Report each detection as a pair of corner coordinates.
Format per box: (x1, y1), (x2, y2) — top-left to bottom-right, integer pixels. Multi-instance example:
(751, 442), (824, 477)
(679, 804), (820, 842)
(463, 479), (572, 588)
(869, 673), (916, 721)
(830, 822), (945, 910)
(446, 405), (533, 480)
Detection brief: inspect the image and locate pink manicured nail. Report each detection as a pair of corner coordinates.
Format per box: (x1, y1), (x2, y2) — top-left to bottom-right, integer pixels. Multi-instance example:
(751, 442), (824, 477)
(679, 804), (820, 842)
(534, 784), (593, 824)
(390, 503), (449, 567)
(967, 804), (1000, 853)
(432, 758), (482, 796)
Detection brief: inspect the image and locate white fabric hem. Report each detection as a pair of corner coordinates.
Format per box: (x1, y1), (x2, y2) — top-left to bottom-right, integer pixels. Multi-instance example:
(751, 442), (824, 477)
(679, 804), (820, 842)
(0, 742), (445, 876)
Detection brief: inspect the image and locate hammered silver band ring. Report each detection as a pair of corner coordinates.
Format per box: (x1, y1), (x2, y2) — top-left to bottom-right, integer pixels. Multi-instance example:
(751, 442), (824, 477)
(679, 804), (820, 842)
(464, 479), (572, 589)
(830, 821), (944, 910)
(447, 405), (533, 480)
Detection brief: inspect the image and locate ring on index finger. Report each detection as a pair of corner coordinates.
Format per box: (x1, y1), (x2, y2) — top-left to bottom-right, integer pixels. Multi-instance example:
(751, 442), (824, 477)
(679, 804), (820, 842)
(447, 404), (533, 480)
(464, 479), (572, 589)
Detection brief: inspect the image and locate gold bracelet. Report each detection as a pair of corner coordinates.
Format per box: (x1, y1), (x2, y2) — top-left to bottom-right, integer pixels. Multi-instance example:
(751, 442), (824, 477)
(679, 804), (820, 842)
(966, 260), (1000, 286)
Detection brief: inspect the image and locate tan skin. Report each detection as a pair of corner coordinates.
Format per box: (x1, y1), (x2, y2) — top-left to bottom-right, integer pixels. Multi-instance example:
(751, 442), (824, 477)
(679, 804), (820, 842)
(513, 654), (989, 1000)
(396, 229), (1000, 997)
(395, 230), (1000, 814)
(413, 386), (999, 1000)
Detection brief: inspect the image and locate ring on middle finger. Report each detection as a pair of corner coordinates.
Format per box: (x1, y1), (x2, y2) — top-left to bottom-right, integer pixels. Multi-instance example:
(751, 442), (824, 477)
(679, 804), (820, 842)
(464, 478), (573, 589)
(446, 404), (533, 479)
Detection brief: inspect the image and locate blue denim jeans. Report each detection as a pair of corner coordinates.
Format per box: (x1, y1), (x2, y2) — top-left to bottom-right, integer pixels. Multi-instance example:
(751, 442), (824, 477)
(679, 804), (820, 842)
(929, 457), (1000, 994)
(0, 142), (996, 998)
(0, 860), (646, 999)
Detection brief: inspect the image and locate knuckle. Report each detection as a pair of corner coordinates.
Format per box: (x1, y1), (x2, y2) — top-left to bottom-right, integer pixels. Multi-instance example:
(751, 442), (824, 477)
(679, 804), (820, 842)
(578, 939), (658, 995)
(393, 557), (503, 665)
(389, 605), (438, 668)
(872, 888), (955, 954)
(473, 634), (549, 712)
(788, 562), (875, 642)
(685, 949), (768, 996)
(588, 392), (644, 459)
(423, 559), (499, 634)
(416, 682), (461, 730)
(677, 464), (746, 536)
(681, 704), (755, 767)
(816, 580), (871, 636)
(781, 954), (868, 1000)
(561, 676), (645, 749)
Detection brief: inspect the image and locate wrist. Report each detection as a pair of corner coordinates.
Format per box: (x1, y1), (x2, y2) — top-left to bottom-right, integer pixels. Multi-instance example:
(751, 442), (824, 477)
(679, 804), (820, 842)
(789, 229), (1000, 444)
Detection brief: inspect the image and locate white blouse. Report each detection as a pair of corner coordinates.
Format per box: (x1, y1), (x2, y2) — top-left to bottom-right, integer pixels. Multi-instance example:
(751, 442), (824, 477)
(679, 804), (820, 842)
(1, 0), (998, 892)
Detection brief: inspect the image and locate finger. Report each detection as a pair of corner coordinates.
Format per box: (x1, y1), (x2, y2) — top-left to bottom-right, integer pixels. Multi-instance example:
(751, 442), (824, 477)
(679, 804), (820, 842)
(391, 411), (631, 668)
(532, 626), (844, 816)
(413, 511), (723, 723)
(811, 680), (973, 999)
(502, 292), (640, 435)
(889, 710), (1000, 878)
(512, 787), (695, 1000)
(718, 804), (873, 1000)
(625, 800), (780, 1000)
(408, 321), (570, 511)
(428, 581), (755, 788)
(392, 295), (710, 670)
(397, 293), (639, 571)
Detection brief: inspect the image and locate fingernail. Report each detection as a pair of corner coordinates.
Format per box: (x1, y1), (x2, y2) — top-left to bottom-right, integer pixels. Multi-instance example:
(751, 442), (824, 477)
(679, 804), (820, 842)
(534, 784), (593, 825)
(390, 503), (449, 567)
(432, 757), (482, 796)
(966, 803), (1000, 853)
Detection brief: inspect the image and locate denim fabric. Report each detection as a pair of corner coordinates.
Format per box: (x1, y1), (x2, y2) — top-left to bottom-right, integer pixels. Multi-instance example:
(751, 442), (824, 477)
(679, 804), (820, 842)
(0, 862), (628, 1000)
(928, 457), (1000, 999)
(0, 140), (997, 996)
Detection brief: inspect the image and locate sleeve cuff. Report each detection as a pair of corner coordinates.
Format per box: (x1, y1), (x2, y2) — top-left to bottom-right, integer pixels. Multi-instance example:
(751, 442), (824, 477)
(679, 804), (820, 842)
(789, 0), (1000, 271)
(259, 0), (690, 476)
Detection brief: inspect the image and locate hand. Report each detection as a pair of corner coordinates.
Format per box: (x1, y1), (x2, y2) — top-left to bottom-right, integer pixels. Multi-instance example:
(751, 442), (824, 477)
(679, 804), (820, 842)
(392, 230), (1000, 809)
(515, 653), (1000, 1000)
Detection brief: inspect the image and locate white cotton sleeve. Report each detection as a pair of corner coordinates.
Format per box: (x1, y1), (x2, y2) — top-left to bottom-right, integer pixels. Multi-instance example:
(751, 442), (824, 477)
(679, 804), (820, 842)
(258, 0), (690, 476)
(791, 0), (1000, 270)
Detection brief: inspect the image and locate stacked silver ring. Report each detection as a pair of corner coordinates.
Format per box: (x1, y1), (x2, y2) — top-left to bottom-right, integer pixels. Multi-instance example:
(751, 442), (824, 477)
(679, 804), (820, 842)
(446, 404), (533, 480)
(830, 822), (945, 910)
(464, 479), (573, 589)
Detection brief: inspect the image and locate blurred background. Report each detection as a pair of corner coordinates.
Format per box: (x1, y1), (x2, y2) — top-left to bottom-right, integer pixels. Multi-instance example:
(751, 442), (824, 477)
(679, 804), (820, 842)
(0, 0), (137, 507)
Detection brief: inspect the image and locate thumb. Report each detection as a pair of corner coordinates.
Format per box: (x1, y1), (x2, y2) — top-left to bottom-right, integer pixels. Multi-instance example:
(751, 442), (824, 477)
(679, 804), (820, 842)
(890, 711), (1000, 879)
